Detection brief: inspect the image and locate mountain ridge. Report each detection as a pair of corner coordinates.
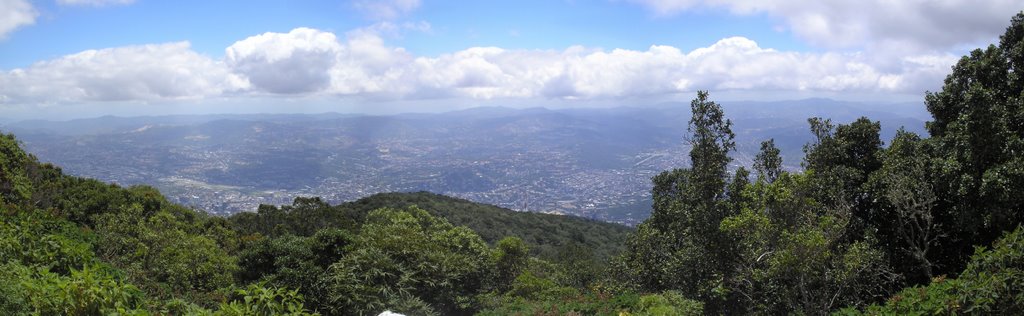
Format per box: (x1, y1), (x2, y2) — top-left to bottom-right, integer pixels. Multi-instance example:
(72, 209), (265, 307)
(9, 99), (930, 224)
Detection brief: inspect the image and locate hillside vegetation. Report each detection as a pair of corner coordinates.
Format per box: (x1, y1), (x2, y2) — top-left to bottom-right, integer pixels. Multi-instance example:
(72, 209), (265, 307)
(3, 10), (1024, 316)
(229, 191), (631, 261)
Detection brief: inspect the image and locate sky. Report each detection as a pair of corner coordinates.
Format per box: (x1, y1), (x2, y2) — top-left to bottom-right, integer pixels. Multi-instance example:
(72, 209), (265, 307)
(0, 0), (1021, 120)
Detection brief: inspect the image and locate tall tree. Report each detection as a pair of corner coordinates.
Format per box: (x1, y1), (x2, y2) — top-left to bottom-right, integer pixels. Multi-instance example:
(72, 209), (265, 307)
(0, 134), (32, 206)
(803, 117), (882, 199)
(754, 139), (783, 183)
(685, 90), (738, 257)
(924, 12), (1024, 272)
(687, 90), (736, 204)
(876, 130), (943, 280)
(802, 116), (884, 243)
(620, 91), (741, 312)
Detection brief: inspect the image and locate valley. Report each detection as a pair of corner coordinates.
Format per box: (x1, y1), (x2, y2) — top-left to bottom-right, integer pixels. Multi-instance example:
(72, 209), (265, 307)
(8, 99), (928, 225)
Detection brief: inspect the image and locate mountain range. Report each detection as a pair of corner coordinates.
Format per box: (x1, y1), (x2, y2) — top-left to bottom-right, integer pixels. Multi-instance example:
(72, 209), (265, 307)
(5, 98), (930, 224)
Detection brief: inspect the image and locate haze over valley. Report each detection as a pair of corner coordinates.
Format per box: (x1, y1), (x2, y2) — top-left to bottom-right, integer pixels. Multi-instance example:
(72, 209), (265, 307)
(9, 98), (927, 224)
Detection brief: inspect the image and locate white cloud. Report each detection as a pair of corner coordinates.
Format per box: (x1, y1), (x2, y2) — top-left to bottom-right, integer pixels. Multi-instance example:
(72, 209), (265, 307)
(224, 27), (416, 95)
(0, 42), (248, 104)
(0, 0), (37, 39)
(353, 0), (421, 20)
(629, 0), (1022, 51)
(329, 29), (414, 95)
(395, 36), (954, 99)
(226, 28), (345, 94)
(0, 28), (958, 107)
(57, 0), (135, 6)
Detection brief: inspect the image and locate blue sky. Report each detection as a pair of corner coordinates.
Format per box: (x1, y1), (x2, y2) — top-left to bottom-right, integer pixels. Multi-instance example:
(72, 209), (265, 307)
(0, 0), (1019, 119)
(1, 0), (812, 68)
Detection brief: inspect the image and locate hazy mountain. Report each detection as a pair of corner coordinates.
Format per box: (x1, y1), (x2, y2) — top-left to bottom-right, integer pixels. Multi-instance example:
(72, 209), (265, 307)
(8, 99), (929, 224)
(2, 112), (358, 136)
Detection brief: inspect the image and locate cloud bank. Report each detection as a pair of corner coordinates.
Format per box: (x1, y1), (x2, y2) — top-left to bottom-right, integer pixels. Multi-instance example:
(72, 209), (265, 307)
(629, 0), (1020, 51)
(0, 27), (958, 107)
(0, 42), (247, 104)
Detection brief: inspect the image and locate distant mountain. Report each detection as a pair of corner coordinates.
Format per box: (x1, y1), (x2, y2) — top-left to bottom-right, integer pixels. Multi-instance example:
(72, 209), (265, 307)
(2, 112), (358, 136)
(8, 99), (930, 224)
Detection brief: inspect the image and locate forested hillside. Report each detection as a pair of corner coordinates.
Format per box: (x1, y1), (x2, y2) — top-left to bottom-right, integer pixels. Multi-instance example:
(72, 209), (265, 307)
(229, 192), (632, 261)
(3, 10), (1024, 316)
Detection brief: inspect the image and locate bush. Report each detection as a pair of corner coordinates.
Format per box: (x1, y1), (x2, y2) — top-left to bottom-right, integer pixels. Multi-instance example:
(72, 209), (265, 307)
(843, 226), (1024, 315)
(626, 291), (703, 316)
(21, 264), (146, 315)
(214, 283), (317, 316)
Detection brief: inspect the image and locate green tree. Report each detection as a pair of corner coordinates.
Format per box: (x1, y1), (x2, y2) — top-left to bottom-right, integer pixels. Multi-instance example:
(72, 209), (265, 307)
(803, 117), (883, 205)
(492, 237), (529, 291)
(846, 226), (1024, 315)
(93, 207), (238, 303)
(873, 130), (943, 280)
(0, 133), (33, 206)
(721, 171), (895, 315)
(619, 91), (741, 312)
(754, 139), (783, 183)
(319, 207), (492, 316)
(923, 11), (1024, 274)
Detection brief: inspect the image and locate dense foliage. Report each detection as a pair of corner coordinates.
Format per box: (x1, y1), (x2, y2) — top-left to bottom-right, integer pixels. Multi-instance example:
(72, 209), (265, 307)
(839, 226), (1024, 315)
(4, 11), (1024, 316)
(228, 191), (632, 262)
(614, 11), (1024, 315)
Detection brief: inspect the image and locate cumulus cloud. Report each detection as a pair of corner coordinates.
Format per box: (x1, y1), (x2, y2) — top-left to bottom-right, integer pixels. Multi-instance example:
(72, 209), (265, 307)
(353, 0), (421, 20)
(0, 42), (248, 104)
(0, 28), (958, 107)
(222, 29), (959, 99)
(224, 27), (414, 95)
(395, 37), (954, 99)
(226, 28), (345, 94)
(57, 0), (135, 6)
(629, 0), (1021, 51)
(0, 0), (37, 39)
